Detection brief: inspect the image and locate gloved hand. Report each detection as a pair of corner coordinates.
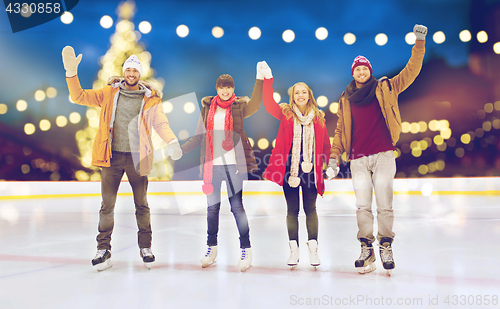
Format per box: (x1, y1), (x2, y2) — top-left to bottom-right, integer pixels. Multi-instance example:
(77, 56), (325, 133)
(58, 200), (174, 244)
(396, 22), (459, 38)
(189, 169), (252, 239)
(167, 139), (182, 160)
(326, 158), (339, 179)
(413, 24), (428, 41)
(62, 46), (82, 77)
(256, 61), (273, 80)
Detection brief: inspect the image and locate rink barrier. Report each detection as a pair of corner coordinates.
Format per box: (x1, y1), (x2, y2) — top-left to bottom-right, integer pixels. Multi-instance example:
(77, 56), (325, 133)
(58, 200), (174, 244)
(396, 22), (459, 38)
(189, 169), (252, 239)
(0, 177), (498, 200)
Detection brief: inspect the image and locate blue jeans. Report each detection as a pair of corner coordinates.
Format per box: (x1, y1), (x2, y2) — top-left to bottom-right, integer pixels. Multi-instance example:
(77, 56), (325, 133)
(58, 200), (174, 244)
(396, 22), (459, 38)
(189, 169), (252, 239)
(206, 164), (250, 248)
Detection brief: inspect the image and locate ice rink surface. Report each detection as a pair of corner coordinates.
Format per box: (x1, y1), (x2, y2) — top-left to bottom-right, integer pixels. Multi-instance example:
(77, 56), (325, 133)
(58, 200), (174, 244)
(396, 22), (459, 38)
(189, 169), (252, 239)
(0, 178), (499, 309)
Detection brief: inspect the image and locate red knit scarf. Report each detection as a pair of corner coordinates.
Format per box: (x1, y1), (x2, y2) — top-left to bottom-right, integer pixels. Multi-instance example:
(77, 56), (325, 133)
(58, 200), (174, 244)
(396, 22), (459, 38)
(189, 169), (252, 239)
(202, 94), (236, 195)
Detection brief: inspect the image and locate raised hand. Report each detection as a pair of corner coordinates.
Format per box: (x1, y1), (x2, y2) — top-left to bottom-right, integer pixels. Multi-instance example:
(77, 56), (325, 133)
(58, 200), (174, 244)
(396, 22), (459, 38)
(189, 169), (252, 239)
(413, 24), (428, 41)
(257, 61), (273, 80)
(62, 46), (82, 77)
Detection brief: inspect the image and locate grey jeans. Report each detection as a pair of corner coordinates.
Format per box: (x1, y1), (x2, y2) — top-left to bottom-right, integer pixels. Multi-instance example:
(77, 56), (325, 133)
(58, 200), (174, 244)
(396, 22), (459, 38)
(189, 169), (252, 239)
(350, 150), (396, 244)
(97, 151), (151, 250)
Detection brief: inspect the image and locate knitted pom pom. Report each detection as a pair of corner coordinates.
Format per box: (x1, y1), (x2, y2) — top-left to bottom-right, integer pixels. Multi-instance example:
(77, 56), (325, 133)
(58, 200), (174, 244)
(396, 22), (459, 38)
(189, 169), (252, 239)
(202, 184), (213, 195)
(301, 162), (313, 173)
(288, 176), (301, 188)
(222, 139), (234, 151)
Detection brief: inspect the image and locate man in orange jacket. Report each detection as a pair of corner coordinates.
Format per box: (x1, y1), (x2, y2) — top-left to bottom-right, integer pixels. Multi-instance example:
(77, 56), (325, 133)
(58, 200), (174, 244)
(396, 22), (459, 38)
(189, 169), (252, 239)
(327, 25), (427, 275)
(62, 46), (182, 271)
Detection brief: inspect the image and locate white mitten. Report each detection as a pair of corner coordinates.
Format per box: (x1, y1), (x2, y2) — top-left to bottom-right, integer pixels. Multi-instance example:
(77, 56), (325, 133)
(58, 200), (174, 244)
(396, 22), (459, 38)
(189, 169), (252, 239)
(326, 158), (340, 179)
(167, 139), (182, 160)
(413, 24), (428, 41)
(257, 61), (273, 79)
(62, 46), (82, 77)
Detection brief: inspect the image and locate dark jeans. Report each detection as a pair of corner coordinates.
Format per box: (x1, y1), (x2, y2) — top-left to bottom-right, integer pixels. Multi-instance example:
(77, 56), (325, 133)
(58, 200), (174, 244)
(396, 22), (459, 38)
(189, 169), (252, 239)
(206, 164), (250, 248)
(97, 151), (151, 250)
(283, 168), (319, 244)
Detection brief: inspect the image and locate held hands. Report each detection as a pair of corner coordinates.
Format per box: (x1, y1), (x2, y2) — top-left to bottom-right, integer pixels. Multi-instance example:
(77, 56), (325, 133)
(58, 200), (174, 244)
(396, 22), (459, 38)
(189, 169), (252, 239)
(167, 139), (182, 160)
(256, 61), (273, 80)
(62, 46), (82, 77)
(326, 158), (340, 180)
(413, 24), (428, 41)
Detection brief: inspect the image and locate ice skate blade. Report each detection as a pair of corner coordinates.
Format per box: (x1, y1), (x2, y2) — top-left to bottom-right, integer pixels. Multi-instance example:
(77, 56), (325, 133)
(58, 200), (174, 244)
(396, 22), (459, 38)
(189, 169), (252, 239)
(288, 264), (297, 270)
(239, 264), (252, 272)
(201, 260), (216, 268)
(143, 262), (152, 270)
(386, 269), (392, 276)
(94, 259), (112, 272)
(356, 263), (376, 274)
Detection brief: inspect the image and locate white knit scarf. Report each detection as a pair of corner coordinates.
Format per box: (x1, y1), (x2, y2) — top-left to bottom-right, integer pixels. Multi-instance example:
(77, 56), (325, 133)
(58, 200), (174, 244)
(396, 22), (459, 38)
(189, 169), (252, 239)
(288, 105), (315, 188)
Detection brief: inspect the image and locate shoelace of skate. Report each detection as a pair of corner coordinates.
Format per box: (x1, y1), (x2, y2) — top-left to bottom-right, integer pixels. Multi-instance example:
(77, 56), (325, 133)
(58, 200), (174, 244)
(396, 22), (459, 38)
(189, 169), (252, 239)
(360, 247), (372, 259)
(379, 246), (393, 260)
(95, 250), (107, 258)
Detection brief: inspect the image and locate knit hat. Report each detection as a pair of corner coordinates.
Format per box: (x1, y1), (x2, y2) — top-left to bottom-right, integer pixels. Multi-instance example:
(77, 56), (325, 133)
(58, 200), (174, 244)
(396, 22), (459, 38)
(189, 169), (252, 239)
(351, 56), (372, 76)
(123, 55), (143, 77)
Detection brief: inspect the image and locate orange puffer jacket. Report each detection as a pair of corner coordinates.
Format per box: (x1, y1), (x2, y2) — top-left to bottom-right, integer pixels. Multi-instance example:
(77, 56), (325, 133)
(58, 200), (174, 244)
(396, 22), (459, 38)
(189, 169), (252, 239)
(66, 76), (178, 175)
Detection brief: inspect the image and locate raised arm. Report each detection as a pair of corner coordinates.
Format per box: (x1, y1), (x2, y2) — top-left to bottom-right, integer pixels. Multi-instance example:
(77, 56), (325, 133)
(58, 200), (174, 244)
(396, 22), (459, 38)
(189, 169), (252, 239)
(63, 46), (105, 107)
(242, 79), (263, 118)
(262, 78), (283, 120)
(389, 25), (427, 94)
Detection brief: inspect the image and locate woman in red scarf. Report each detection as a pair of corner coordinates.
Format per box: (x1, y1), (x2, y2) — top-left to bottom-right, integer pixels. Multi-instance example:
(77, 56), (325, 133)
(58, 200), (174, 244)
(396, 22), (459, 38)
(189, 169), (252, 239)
(259, 62), (331, 269)
(180, 72), (262, 272)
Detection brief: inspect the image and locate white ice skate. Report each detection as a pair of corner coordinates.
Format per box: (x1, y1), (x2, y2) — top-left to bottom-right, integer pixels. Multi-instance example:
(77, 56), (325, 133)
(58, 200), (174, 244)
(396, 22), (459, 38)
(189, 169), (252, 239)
(140, 247), (155, 270)
(287, 240), (299, 269)
(92, 249), (112, 271)
(355, 239), (376, 274)
(379, 237), (395, 276)
(307, 239), (320, 269)
(238, 248), (252, 272)
(201, 246), (217, 268)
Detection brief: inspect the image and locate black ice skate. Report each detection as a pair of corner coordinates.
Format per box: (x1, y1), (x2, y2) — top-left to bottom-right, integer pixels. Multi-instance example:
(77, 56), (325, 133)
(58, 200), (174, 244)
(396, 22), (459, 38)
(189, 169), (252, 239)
(355, 238), (376, 274)
(379, 237), (395, 276)
(140, 248), (155, 270)
(92, 249), (112, 271)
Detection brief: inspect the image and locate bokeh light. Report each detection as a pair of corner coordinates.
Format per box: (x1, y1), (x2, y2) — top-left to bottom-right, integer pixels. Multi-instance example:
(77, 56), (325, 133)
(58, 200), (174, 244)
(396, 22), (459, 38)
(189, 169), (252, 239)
(60, 12), (73, 24)
(477, 30), (488, 43)
(316, 96), (328, 108)
(433, 31), (446, 44)
(375, 33), (388, 46)
(258, 138), (269, 150)
(176, 25), (189, 38)
(343, 33), (356, 45)
(249, 27), (261, 40)
(16, 100), (27, 111)
(212, 26), (224, 38)
(283, 30), (295, 43)
(459, 30), (471, 42)
(100, 15), (113, 29)
(139, 21), (152, 34)
(315, 27), (328, 40)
